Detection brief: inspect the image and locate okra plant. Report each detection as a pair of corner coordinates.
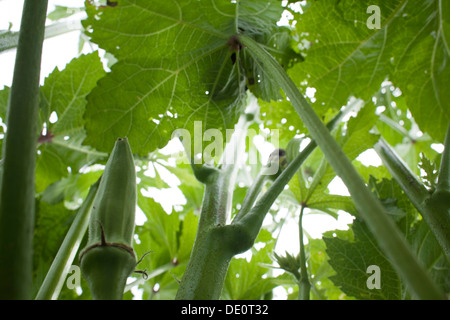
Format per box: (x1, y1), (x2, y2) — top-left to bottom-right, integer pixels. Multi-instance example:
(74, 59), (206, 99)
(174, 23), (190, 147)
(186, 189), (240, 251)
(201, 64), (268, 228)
(0, 0), (448, 300)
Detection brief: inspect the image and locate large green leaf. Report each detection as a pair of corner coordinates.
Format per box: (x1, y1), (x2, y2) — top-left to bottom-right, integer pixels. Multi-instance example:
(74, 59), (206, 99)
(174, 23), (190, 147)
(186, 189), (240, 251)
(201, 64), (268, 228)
(324, 174), (449, 299)
(82, 0), (299, 155)
(293, 0), (450, 142)
(35, 53), (107, 193)
(324, 219), (402, 300)
(40, 52), (106, 136)
(291, 0), (400, 111)
(390, 0), (450, 143)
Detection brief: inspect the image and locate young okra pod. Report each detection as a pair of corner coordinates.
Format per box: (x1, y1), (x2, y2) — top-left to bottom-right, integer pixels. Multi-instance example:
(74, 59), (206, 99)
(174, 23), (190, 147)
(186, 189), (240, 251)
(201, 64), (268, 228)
(79, 137), (137, 300)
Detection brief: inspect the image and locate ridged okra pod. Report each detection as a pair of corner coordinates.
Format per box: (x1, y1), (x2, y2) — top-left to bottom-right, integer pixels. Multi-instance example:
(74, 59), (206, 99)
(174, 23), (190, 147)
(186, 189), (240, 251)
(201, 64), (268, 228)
(79, 137), (137, 300)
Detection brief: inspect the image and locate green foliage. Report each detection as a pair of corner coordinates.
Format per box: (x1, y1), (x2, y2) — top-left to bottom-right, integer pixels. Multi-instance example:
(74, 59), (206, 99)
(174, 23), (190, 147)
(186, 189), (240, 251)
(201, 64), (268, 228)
(0, 0), (448, 300)
(32, 201), (75, 296)
(324, 176), (450, 299)
(0, 29), (19, 53)
(324, 220), (402, 300)
(292, 0), (450, 142)
(286, 102), (379, 217)
(36, 52), (107, 193)
(81, 0), (300, 155)
(133, 195), (199, 299)
(222, 230), (279, 300)
(418, 153), (440, 191)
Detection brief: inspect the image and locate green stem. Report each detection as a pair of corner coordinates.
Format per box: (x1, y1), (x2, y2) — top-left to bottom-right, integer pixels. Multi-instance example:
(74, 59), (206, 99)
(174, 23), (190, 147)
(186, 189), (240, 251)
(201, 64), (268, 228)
(374, 138), (428, 206)
(378, 114), (415, 141)
(233, 108), (344, 230)
(175, 112), (250, 300)
(232, 140), (318, 244)
(424, 124), (450, 261)
(374, 138), (450, 262)
(298, 205), (310, 300)
(175, 224), (233, 300)
(235, 171), (268, 221)
(239, 34), (444, 299)
(0, 0), (48, 300)
(35, 179), (100, 300)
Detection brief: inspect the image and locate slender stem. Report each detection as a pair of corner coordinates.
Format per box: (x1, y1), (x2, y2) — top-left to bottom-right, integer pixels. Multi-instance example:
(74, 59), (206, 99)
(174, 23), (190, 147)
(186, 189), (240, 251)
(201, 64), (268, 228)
(235, 171), (268, 221)
(374, 138), (429, 207)
(125, 262), (175, 293)
(233, 108), (344, 229)
(374, 138), (450, 261)
(233, 140), (317, 240)
(298, 205), (310, 300)
(0, 0), (48, 300)
(239, 34), (444, 299)
(35, 179), (100, 300)
(378, 114), (415, 141)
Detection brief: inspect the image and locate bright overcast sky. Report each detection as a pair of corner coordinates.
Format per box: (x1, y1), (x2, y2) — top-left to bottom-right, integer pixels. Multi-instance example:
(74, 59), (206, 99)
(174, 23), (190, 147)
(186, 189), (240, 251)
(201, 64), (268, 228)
(0, 0), (87, 89)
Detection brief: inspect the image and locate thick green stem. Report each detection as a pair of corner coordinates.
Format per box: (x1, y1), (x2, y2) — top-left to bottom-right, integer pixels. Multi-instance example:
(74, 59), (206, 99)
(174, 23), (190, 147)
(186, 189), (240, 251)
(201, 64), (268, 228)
(424, 124), (450, 261)
(0, 0), (48, 300)
(176, 102), (334, 299)
(298, 205), (310, 300)
(374, 138), (450, 262)
(176, 112), (250, 300)
(35, 179), (100, 300)
(175, 157), (238, 300)
(175, 225), (233, 300)
(239, 34), (444, 299)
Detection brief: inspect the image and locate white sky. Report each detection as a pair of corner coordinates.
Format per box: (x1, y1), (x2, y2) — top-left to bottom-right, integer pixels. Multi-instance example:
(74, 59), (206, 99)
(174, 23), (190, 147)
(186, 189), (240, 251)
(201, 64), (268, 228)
(0, 0), (87, 89)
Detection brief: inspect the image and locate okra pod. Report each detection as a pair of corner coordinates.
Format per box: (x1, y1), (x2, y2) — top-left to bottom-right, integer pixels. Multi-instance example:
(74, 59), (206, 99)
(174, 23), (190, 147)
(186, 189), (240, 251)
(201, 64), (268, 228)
(79, 137), (137, 300)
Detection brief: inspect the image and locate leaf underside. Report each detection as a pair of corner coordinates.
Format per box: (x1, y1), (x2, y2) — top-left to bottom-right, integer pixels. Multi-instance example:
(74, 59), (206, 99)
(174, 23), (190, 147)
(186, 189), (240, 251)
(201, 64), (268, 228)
(82, 0), (298, 155)
(292, 0), (450, 142)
